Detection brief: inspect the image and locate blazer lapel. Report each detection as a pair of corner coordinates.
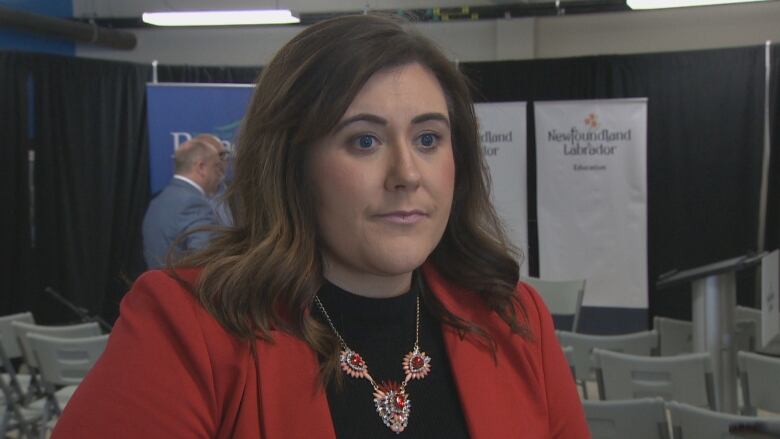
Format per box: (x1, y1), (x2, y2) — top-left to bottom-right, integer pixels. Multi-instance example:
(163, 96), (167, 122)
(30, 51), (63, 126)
(423, 264), (525, 439)
(256, 332), (336, 439)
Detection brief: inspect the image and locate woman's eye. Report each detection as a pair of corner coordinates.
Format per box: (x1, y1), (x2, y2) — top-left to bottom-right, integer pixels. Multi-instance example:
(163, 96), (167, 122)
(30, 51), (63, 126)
(356, 135), (376, 149)
(419, 133), (438, 148)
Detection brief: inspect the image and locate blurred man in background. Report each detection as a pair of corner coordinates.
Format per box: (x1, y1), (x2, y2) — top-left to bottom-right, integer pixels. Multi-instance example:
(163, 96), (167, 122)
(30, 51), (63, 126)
(142, 134), (227, 269)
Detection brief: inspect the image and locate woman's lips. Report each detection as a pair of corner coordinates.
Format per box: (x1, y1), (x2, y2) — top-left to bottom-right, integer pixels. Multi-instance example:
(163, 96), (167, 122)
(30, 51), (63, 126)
(375, 210), (428, 225)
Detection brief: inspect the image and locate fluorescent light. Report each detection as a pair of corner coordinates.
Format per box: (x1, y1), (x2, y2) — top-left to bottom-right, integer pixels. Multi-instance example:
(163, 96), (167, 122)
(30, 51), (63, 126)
(142, 9), (300, 26)
(628, 0), (769, 9)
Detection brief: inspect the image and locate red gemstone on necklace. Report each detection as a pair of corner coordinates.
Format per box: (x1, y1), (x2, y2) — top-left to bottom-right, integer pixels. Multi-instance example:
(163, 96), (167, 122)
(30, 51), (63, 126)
(350, 353), (364, 367)
(394, 394), (406, 409)
(411, 355), (424, 369)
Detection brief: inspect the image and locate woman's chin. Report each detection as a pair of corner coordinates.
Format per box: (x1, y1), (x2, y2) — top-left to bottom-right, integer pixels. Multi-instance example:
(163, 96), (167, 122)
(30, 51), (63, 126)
(364, 252), (430, 277)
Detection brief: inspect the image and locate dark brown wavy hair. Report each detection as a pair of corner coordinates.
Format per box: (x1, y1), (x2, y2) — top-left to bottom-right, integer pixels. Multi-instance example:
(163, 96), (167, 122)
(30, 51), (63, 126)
(175, 14), (529, 384)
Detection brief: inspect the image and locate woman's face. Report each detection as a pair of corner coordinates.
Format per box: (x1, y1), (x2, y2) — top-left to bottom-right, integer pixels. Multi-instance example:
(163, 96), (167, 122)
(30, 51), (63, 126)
(308, 62), (456, 296)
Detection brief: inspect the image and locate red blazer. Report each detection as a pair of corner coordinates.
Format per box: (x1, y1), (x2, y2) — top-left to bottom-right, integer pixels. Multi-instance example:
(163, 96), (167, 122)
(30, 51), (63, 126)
(53, 264), (589, 438)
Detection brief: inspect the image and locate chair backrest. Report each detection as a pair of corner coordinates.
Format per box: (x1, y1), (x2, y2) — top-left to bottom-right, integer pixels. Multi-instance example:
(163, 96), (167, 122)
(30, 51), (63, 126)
(737, 350), (780, 414)
(735, 305), (761, 352)
(592, 349), (715, 409)
(561, 345), (575, 378)
(583, 397), (669, 439)
(11, 321), (101, 369)
(735, 305), (761, 324)
(653, 316), (692, 356)
(556, 330), (659, 383)
(667, 401), (780, 439)
(522, 277), (585, 332)
(735, 306), (780, 355)
(26, 333), (109, 386)
(0, 312), (34, 359)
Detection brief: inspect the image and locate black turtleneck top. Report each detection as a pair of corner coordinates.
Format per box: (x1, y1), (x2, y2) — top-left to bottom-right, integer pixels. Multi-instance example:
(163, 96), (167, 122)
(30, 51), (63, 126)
(314, 277), (471, 439)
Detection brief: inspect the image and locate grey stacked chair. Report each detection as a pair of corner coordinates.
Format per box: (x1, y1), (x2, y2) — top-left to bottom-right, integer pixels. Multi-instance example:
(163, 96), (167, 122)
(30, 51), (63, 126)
(561, 345), (575, 379)
(667, 401), (780, 439)
(0, 374), (43, 438)
(521, 277), (585, 332)
(0, 313), (41, 438)
(11, 321), (101, 405)
(0, 312), (35, 399)
(734, 307), (758, 353)
(26, 333), (109, 437)
(652, 316), (693, 356)
(582, 397), (669, 439)
(737, 351), (780, 416)
(556, 330), (659, 399)
(735, 306), (780, 355)
(592, 348), (715, 409)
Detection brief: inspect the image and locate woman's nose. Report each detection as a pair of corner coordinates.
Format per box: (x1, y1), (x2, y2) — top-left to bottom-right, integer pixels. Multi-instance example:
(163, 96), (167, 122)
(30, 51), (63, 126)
(384, 141), (421, 192)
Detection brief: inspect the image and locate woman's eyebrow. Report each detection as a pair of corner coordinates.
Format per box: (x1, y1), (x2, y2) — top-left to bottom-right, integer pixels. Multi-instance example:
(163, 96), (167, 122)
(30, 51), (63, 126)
(334, 114), (387, 132)
(411, 112), (450, 127)
(333, 112), (450, 133)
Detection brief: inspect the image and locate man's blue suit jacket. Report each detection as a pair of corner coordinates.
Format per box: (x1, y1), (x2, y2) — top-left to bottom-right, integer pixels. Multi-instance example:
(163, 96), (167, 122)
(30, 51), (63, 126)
(142, 178), (216, 269)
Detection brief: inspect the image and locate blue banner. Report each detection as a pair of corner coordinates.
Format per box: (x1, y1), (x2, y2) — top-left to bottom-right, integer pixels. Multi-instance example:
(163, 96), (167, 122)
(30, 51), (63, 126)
(146, 83), (254, 194)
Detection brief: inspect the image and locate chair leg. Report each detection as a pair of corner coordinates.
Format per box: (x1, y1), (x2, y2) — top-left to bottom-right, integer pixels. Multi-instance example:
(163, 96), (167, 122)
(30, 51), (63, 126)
(0, 406), (9, 438)
(23, 374), (42, 405)
(21, 419), (39, 439)
(2, 390), (41, 439)
(38, 408), (48, 439)
(595, 369), (606, 400)
(738, 371), (756, 415)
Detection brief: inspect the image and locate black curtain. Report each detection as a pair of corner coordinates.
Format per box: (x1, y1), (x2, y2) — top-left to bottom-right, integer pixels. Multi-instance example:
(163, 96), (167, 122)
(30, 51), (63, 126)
(23, 54), (151, 324)
(462, 46), (767, 325)
(767, 45), (780, 253)
(156, 64), (260, 83)
(0, 53), (33, 316)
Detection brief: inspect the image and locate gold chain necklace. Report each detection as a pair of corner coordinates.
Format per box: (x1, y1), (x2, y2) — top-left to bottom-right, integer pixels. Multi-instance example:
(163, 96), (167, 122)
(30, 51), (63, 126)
(314, 292), (432, 434)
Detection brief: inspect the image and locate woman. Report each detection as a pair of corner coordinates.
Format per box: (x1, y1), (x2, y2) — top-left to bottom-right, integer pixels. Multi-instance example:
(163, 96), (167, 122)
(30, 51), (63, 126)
(53, 14), (588, 438)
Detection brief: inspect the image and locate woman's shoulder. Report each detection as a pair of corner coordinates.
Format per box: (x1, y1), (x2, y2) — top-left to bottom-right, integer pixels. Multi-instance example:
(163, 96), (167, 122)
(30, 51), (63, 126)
(125, 268), (202, 313)
(122, 268), (244, 350)
(137, 267), (201, 289)
(515, 280), (545, 315)
(53, 268), (254, 438)
(133, 267), (200, 291)
(422, 263), (546, 336)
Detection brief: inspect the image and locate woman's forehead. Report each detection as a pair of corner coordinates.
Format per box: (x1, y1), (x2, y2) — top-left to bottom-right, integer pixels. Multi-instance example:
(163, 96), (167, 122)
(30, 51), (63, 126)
(339, 63), (449, 123)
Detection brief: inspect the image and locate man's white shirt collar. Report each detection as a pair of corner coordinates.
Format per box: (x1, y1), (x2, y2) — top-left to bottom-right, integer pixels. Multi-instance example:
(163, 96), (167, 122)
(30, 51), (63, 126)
(173, 175), (206, 197)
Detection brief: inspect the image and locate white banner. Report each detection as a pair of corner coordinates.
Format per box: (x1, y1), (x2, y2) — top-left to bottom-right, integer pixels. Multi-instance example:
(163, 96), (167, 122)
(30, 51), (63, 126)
(475, 102), (528, 276)
(535, 99), (648, 308)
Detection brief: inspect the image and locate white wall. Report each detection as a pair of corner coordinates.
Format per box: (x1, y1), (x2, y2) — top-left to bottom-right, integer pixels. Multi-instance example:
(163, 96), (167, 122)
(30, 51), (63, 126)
(75, 2), (780, 67)
(535, 2), (780, 59)
(77, 26), (302, 67)
(71, 0), (512, 17)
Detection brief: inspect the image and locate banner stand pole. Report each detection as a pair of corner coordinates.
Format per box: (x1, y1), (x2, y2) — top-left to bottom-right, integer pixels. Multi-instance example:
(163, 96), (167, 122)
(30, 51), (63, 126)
(658, 254), (764, 413)
(756, 41), (772, 306)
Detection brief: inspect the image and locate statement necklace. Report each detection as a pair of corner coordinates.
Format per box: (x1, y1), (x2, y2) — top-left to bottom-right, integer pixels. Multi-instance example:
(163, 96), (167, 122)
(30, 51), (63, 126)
(314, 293), (432, 434)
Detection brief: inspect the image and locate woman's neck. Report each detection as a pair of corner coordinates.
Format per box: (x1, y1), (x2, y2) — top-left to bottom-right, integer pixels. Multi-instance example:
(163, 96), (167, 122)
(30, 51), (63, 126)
(322, 265), (412, 298)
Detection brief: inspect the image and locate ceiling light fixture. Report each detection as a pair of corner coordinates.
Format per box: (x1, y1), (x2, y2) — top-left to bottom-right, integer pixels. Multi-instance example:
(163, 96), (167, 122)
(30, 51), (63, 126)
(142, 9), (300, 26)
(627, 0), (769, 9)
